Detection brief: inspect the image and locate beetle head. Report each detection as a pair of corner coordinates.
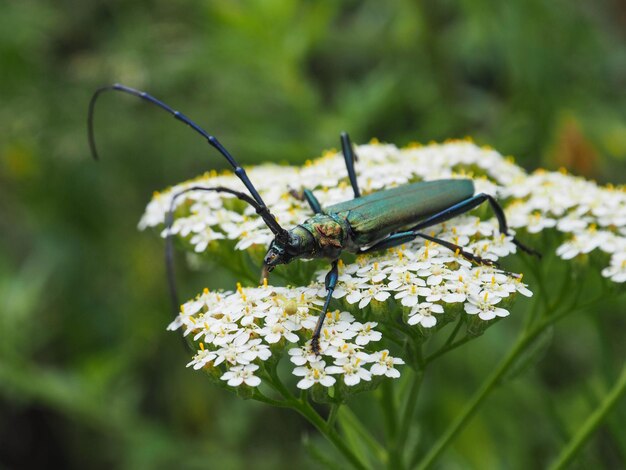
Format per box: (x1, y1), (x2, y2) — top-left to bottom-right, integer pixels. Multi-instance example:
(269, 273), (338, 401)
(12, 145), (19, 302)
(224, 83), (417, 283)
(261, 229), (313, 280)
(261, 227), (317, 282)
(263, 240), (289, 267)
(262, 238), (293, 281)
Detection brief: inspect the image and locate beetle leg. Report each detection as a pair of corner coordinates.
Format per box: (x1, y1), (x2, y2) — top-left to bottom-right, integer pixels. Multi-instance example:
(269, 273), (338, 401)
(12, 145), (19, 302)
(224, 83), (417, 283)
(359, 233), (416, 252)
(340, 132), (361, 198)
(415, 232), (500, 268)
(360, 232), (500, 268)
(407, 193), (541, 258)
(289, 188), (323, 214)
(288, 188), (304, 200)
(303, 190), (323, 214)
(311, 260), (339, 354)
(304, 189), (323, 214)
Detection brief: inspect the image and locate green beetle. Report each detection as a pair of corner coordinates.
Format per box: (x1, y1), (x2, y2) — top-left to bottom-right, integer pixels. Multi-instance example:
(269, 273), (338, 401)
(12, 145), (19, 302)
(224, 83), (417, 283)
(89, 84), (539, 353)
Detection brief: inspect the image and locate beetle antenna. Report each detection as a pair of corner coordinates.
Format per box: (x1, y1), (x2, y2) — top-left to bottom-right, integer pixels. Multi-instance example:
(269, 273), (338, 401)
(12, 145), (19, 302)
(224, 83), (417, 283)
(88, 84), (289, 241)
(164, 185), (273, 318)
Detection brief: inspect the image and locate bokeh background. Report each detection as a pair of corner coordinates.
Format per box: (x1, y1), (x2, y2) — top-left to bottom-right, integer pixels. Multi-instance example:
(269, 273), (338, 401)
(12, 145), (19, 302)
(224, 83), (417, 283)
(1, 1), (625, 468)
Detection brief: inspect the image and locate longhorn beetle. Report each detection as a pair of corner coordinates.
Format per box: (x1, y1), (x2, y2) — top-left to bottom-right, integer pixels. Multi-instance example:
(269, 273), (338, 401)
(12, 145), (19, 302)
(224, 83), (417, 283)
(89, 84), (540, 353)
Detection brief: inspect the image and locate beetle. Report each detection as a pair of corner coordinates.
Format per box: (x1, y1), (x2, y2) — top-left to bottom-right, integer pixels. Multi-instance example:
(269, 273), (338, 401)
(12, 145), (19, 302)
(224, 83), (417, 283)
(89, 84), (540, 353)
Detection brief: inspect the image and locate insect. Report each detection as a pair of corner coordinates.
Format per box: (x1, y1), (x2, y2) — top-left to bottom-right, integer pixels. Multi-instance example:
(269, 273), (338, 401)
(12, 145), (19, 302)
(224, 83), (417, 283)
(89, 84), (540, 353)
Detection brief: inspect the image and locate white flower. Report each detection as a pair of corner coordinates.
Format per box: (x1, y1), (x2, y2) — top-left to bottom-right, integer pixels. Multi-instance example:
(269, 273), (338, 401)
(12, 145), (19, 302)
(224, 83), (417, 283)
(187, 344), (217, 370)
(245, 339), (272, 362)
(325, 343), (368, 360)
(602, 252), (626, 283)
(482, 234), (518, 258)
(370, 350), (405, 378)
(326, 273), (369, 300)
(213, 334), (255, 366)
(509, 209), (557, 234)
(407, 302), (444, 327)
(288, 344), (319, 365)
(392, 281), (423, 307)
(190, 228), (226, 252)
(514, 278), (534, 297)
(464, 293), (509, 321)
(556, 215), (590, 233)
(356, 261), (389, 283)
(417, 261), (451, 286)
(259, 312), (300, 344)
(416, 283), (451, 303)
(293, 361), (337, 389)
(478, 274), (517, 299)
(327, 356), (373, 386)
(220, 364), (262, 387)
(442, 268), (481, 303)
(556, 228), (610, 260)
(348, 284), (392, 308)
(350, 322), (383, 345)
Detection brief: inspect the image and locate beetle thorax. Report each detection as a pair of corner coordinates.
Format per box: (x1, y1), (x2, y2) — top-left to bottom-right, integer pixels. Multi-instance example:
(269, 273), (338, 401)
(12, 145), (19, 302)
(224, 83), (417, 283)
(299, 214), (351, 259)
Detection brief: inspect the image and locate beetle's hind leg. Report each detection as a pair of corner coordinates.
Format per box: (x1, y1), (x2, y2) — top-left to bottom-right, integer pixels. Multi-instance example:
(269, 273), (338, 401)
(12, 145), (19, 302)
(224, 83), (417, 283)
(360, 232), (500, 268)
(407, 193), (541, 259)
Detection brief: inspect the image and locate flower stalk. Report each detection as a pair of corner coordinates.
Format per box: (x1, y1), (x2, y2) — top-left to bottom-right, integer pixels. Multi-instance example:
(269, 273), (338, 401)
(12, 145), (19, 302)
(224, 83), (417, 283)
(548, 360), (626, 470)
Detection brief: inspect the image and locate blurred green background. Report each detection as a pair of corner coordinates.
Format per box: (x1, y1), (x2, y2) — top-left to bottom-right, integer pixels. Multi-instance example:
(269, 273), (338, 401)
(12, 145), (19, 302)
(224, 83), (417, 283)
(1, 0), (625, 468)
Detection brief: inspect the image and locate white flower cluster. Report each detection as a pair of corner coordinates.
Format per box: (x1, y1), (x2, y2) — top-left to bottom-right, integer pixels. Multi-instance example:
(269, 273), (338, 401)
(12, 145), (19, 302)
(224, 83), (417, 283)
(142, 139), (625, 388)
(169, 283), (403, 389)
(139, 140), (625, 283)
(169, 223), (534, 390)
(317, 245), (533, 327)
(501, 170), (626, 283)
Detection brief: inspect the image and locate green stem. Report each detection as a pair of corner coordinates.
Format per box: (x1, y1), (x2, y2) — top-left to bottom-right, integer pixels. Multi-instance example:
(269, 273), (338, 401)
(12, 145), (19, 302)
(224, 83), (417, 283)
(263, 367), (368, 470)
(394, 369), (425, 467)
(526, 254), (550, 308)
(338, 406), (388, 464)
(381, 380), (401, 469)
(412, 327), (541, 469)
(252, 391), (291, 408)
(546, 269), (573, 314)
(266, 365), (297, 401)
(411, 291), (610, 470)
(425, 334), (474, 364)
(381, 379), (398, 440)
(536, 294), (607, 331)
(293, 400), (369, 470)
(327, 402), (341, 428)
(549, 361), (626, 470)
(443, 315), (465, 348)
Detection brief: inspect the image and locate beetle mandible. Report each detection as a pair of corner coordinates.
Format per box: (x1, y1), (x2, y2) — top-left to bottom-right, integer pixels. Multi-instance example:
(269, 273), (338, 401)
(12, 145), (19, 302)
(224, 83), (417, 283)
(88, 84), (540, 353)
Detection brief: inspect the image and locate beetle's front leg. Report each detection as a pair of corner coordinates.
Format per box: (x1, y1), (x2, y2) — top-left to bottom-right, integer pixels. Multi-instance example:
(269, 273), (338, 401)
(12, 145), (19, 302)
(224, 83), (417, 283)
(311, 259), (339, 354)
